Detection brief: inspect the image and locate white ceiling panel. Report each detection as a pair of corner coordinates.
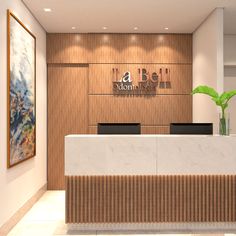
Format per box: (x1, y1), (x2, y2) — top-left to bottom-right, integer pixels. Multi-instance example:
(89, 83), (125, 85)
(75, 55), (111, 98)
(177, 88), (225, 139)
(22, 0), (236, 34)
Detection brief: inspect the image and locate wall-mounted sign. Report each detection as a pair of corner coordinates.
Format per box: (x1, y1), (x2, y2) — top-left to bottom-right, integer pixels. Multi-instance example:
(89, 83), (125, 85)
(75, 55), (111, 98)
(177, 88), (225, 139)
(112, 68), (171, 95)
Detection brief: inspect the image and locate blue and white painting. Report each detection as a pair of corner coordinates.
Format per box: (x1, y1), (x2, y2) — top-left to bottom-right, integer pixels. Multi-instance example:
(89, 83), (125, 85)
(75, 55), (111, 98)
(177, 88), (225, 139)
(8, 12), (36, 167)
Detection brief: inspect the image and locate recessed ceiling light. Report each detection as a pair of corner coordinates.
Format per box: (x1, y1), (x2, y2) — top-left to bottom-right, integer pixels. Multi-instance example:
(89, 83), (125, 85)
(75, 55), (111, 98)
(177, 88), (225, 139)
(72, 26), (76, 30)
(164, 27), (169, 30)
(44, 8), (52, 12)
(134, 27), (138, 31)
(102, 26), (108, 30)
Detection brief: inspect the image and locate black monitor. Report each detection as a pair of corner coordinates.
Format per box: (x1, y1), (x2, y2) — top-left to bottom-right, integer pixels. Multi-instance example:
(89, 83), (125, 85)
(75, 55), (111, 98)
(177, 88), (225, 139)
(170, 123), (213, 135)
(98, 123), (141, 134)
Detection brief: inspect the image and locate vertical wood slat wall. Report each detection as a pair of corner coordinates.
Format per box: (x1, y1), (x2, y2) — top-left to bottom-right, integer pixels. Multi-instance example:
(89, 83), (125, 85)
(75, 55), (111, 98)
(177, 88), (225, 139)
(66, 175), (236, 223)
(47, 34), (192, 64)
(47, 65), (88, 190)
(47, 34), (192, 189)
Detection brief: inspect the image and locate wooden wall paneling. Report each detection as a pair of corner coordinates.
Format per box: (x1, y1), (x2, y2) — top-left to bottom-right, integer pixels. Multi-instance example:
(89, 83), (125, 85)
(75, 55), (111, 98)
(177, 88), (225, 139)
(47, 64), (88, 189)
(65, 175), (236, 223)
(148, 64), (192, 94)
(95, 34), (192, 63)
(47, 34), (89, 64)
(88, 126), (97, 134)
(89, 63), (120, 95)
(87, 34), (120, 63)
(89, 95), (192, 126)
(89, 64), (192, 95)
(47, 33), (193, 189)
(140, 34), (192, 64)
(47, 34), (192, 64)
(141, 126), (170, 134)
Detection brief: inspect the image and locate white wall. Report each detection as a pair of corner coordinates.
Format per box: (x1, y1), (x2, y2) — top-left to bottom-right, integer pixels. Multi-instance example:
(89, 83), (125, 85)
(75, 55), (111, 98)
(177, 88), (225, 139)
(224, 35), (236, 134)
(224, 35), (236, 66)
(224, 67), (236, 134)
(0, 0), (47, 227)
(193, 8), (224, 133)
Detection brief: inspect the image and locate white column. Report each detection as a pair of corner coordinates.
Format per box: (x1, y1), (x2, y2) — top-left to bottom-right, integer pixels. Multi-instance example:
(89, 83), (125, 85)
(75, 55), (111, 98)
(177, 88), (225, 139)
(193, 8), (224, 133)
(224, 35), (236, 134)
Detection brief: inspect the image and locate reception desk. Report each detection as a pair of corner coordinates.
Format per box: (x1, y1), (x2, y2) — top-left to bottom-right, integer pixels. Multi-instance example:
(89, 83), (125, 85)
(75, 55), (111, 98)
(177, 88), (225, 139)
(65, 135), (236, 230)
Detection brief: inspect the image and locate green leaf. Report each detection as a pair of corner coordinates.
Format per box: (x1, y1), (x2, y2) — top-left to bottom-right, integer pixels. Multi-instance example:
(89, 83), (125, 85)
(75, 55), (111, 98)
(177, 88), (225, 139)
(219, 90), (236, 104)
(192, 85), (219, 99)
(192, 86), (235, 112)
(222, 103), (228, 110)
(211, 97), (222, 106)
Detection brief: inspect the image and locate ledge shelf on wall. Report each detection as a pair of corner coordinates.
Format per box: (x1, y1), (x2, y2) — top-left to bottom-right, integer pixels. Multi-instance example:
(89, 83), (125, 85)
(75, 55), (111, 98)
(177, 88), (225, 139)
(224, 64), (236, 67)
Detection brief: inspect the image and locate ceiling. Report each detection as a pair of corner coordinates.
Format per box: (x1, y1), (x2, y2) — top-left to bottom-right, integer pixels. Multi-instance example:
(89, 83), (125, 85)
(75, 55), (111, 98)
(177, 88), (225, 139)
(22, 0), (236, 34)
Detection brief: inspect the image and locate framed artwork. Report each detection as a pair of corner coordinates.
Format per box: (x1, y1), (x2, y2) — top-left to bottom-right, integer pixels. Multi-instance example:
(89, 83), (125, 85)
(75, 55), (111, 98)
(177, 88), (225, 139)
(7, 10), (36, 168)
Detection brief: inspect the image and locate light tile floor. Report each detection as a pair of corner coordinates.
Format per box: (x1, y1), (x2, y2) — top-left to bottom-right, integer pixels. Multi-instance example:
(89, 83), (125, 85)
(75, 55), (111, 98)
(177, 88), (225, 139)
(6, 191), (236, 236)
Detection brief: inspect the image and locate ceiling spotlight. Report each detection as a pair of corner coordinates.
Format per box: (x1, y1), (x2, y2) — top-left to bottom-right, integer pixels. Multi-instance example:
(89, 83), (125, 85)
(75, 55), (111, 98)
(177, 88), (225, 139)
(72, 26), (76, 30)
(134, 27), (138, 31)
(44, 8), (52, 12)
(102, 26), (108, 30)
(164, 27), (169, 30)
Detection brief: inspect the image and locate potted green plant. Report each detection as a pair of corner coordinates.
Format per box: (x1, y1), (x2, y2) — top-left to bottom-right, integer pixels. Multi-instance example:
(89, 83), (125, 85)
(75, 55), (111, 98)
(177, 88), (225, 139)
(192, 85), (236, 135)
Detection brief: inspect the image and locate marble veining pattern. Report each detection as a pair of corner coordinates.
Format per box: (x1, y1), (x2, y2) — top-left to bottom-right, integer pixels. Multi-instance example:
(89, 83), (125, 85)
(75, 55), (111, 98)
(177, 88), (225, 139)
(65, 135), (236, 175)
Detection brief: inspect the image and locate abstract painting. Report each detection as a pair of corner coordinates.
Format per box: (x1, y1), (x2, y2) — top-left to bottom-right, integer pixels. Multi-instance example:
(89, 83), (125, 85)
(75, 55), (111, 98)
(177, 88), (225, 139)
(7, 10), (36, 168)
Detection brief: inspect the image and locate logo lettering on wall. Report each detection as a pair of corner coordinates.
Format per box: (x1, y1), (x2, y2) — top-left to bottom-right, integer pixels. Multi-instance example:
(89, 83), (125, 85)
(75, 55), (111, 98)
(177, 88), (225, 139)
(112, 67), (171, 95)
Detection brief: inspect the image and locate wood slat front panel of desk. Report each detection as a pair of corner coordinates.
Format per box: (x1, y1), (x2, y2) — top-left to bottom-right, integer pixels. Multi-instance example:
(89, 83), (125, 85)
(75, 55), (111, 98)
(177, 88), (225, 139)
(65, 175), (236, 223)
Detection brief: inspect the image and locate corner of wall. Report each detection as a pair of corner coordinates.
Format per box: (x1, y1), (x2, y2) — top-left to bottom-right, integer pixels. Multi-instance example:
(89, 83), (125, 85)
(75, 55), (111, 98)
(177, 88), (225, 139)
(192, 8), (224, 133)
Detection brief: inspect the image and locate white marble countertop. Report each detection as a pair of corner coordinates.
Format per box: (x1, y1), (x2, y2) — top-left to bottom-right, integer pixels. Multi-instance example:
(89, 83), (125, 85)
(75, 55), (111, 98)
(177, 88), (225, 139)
(65, 134), (236, 176)
(66, 134), (236, 137)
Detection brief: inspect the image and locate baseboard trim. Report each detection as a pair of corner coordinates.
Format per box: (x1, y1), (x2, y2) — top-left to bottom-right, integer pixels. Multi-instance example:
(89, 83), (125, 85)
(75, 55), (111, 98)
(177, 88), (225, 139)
(0, 183), (47, 236)
(67, 222), (236, 233)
